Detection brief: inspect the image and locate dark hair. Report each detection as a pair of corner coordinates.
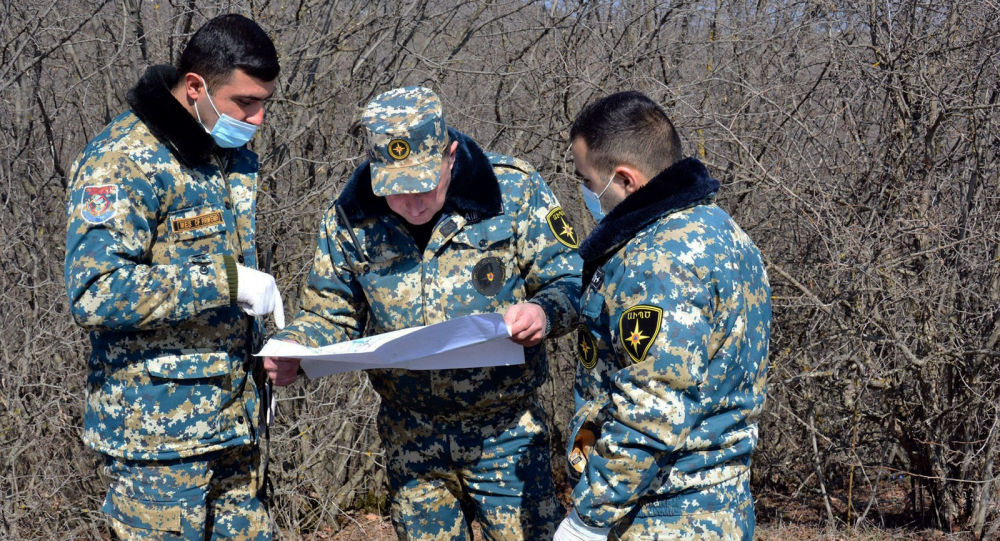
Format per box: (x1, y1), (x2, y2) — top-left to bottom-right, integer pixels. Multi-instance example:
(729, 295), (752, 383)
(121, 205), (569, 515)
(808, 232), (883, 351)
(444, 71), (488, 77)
(570, 91), (683, 178)
(176, 14), (279, 88)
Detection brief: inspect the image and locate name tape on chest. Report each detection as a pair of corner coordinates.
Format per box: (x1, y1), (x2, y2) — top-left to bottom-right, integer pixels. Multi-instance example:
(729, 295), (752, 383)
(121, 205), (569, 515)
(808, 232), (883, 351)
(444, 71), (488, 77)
(172, 211), (224, 233)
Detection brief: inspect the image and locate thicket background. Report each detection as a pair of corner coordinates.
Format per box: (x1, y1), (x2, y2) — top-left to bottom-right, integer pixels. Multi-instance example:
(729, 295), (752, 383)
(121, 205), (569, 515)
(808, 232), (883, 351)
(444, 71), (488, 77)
(2, 0), (998, 539)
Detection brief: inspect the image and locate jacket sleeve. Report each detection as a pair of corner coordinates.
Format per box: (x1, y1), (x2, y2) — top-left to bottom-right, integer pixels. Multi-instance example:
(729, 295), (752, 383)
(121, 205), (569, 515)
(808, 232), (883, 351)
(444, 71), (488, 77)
(273, 204), (368, 347)
(64, 151), (232, 331)
(566, 310), (616, 479)
(513, 169), (582, 338)
(572, 254), (715, 527)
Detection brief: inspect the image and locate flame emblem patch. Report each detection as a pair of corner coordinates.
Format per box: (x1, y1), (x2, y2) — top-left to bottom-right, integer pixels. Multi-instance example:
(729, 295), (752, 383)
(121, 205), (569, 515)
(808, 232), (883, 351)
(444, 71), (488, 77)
(577, 325), (598, 369)
(546, 207), (579, 249)
(618, 305), (662, 363)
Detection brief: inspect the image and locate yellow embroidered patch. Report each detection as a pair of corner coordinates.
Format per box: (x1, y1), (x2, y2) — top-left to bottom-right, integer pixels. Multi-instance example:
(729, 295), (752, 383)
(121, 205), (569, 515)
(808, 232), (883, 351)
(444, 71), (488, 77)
(546, 207), (579, 249)
(387, 138), (411, 160)
(618, 305), (663, 363)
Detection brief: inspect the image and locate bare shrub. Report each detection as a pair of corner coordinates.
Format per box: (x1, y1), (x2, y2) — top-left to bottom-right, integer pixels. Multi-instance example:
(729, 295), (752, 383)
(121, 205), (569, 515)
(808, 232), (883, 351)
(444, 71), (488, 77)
(1, 0), (997, 538)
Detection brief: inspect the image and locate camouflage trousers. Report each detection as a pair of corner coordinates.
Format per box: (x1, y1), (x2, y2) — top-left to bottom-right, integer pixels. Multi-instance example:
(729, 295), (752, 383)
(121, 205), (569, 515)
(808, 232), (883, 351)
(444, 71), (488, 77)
(609, 472), (754, 541)
(379, 401), (561, 540)
(101, 445), (270, 540)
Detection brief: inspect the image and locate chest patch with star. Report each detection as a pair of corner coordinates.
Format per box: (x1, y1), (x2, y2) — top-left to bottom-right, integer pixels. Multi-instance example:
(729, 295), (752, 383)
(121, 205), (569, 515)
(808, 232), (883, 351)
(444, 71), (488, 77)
(546, 207), (579, 249)
(618, 304), (663, 363)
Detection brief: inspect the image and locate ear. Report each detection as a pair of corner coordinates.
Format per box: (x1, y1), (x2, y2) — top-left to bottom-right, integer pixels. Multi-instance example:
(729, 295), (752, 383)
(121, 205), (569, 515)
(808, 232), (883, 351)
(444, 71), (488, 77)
(182, 73), (205, 103)
(615, 165), (649, 196)
(445, 140), (459, 172)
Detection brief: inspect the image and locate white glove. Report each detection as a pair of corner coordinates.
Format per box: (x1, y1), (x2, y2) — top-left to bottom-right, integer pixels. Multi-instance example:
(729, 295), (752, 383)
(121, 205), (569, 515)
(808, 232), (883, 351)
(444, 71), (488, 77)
(553, 509), (610, 541)
(236, 264), (285, 329)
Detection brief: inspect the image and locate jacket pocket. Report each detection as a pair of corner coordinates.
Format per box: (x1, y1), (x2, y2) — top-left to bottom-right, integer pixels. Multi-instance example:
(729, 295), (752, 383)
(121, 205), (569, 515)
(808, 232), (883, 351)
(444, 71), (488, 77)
(447, 217), (520, 304)
(581, 288), (606, 319)
(103, 489), (184, 534)
(157, 205), (230, 263)
(356, 251), (411, 318)
(139, 352), (235, 447)
(451, 215), (515, 252)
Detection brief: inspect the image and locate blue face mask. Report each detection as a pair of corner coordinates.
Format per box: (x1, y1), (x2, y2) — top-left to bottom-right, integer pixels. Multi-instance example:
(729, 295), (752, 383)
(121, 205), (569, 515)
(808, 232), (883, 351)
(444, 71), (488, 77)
(194, 76), (259, 148)
(581, 171), (615, 223)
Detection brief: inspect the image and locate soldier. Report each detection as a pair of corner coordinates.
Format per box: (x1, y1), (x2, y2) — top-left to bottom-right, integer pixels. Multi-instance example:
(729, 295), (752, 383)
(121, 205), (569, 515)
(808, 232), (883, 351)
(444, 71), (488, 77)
(266, 86), (582, 540)
(64, 14), (285, 540)
(554, 91), (772, 541)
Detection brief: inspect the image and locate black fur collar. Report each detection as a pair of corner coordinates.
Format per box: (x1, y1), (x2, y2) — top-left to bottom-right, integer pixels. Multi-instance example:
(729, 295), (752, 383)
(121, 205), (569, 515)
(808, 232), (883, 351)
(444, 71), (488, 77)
(337, 128), (503, 223)
(579, 157), (720, 265)
(126, 65), (218, 167)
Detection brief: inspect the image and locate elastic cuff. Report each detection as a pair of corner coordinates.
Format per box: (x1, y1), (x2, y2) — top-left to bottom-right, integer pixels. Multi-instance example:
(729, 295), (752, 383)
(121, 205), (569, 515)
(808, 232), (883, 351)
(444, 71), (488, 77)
(568, 507), (611, 539)
(272, 328), (313, 349)
(223, 255), (238, 305)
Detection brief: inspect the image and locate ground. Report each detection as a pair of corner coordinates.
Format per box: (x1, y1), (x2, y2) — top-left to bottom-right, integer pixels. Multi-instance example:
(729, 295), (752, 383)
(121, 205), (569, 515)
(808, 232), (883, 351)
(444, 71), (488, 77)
(294, 513), (972, 541)
(290, 508), (974, 541)
(294, 483), (977, 541)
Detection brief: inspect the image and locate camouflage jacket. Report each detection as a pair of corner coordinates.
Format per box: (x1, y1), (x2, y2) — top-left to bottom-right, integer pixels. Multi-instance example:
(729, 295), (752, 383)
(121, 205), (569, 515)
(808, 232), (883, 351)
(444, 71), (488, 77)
(277, 129), (582, 417)
(64, 66), (262, 460)
(570, 158), (771, 527)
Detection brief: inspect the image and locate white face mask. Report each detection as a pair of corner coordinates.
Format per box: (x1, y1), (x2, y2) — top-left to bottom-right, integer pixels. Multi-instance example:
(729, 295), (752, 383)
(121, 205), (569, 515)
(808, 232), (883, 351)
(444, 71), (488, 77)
(581, 171), (615, 223)
(193, 75), (258, 148)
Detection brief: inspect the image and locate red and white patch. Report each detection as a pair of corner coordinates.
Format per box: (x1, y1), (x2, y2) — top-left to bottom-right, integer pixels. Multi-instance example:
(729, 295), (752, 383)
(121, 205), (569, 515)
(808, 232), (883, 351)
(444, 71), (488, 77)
(80, 184), (118, 224)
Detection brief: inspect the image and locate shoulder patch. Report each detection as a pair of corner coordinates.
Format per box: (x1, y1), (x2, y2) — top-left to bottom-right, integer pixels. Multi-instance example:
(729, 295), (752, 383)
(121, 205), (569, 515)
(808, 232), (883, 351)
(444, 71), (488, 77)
(80, 184), (119, 224)
(489, 153), (535, 175)
(546, 207), (579, 248)
(618, 304), (663, 363)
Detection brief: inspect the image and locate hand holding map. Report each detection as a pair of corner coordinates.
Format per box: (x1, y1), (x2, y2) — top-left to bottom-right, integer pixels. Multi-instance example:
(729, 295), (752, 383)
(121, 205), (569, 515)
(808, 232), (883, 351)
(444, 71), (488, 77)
(256, 313), (524, 378)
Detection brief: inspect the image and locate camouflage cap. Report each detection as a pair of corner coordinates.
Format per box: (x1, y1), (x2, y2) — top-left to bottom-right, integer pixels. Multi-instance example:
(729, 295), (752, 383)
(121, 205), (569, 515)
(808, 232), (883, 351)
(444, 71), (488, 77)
(362, 86), (449, 196)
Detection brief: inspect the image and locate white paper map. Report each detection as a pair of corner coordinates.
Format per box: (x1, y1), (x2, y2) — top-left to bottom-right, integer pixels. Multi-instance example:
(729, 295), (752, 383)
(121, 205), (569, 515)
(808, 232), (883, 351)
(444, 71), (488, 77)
(256, 313), (524, 378)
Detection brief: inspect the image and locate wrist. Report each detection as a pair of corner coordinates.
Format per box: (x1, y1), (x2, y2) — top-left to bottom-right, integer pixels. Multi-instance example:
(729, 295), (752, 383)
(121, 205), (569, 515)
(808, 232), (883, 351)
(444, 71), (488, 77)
(573, 509), (603, 529)
(572, 508), (609, 532)
(526, 299), (550, 337)
(565, 508), (610, 539)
